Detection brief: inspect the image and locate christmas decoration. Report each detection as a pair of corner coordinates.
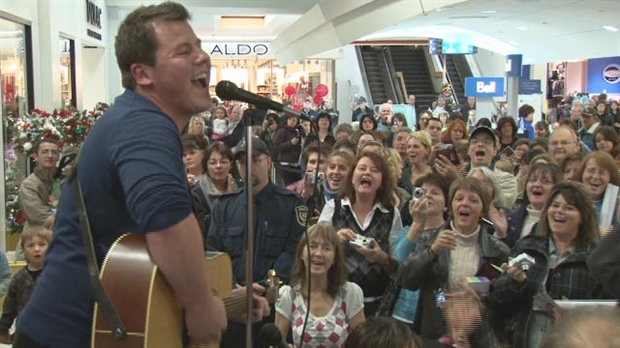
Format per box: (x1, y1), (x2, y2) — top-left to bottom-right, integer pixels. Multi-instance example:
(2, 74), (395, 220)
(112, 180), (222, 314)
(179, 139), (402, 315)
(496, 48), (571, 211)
(4, 102), (110, 234)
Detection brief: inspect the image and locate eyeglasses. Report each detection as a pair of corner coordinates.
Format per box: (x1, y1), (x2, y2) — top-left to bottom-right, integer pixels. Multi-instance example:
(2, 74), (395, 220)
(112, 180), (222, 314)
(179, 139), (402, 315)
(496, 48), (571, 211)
(207, 159), (231, 166)
(470, 138), (494, 146)
(527, 176), (554, 185)
(550, 140), (575, 147)
(584, 167), (610, 177)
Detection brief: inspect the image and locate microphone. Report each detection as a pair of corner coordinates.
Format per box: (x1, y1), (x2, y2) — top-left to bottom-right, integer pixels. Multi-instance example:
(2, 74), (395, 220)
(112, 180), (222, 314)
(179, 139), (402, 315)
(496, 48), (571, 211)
(215, 80), (312, 122)
(259, 323), (288, 348)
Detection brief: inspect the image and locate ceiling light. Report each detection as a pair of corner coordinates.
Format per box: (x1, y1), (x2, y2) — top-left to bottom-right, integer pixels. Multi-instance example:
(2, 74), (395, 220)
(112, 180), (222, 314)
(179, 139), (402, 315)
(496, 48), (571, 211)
(516, 26), (528, 31)
(603, 25), (619, 32)
(482, 10), (496, 14)
(509, 41), (519, 46)
(435, 7), (452, 12)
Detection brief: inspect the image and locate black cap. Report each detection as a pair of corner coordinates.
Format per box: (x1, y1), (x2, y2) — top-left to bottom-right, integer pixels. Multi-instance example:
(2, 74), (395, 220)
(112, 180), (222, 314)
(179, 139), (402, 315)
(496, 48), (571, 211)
(233, 137), (270, 158)
(469, 126), (497, 146)
(357, 96), (367, 105)
(582, 107), (596, 117)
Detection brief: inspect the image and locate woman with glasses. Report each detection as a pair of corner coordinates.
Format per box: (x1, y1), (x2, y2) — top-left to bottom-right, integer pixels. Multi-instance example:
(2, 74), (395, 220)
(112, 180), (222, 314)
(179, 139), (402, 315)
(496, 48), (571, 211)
(577, 151), (620, 236)
(192, 142), (238, 242)
(504, 163), (563, 247)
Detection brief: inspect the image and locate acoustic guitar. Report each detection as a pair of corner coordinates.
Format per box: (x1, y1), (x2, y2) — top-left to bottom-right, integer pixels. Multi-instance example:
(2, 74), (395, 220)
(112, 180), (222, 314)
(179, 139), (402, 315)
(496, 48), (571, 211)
(91, 233), (279, 348)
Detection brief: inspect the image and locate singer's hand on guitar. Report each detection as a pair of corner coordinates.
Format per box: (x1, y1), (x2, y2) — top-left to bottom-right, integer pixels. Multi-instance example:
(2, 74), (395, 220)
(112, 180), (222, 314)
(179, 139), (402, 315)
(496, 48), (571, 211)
(185, 294), (227, 345)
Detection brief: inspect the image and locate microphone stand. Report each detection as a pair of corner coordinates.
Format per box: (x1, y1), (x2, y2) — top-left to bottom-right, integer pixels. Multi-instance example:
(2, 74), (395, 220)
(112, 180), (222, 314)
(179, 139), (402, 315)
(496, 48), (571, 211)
(243, 116), (254, 348)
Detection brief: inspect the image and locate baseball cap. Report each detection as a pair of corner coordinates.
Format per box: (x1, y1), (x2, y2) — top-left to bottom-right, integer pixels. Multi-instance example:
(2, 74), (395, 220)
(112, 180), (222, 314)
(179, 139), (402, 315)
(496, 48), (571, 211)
(357, 96), (367, 105)
(233, 137), (270, 158)
(469, 126), (497, 146)
(582, 107), (596, 117)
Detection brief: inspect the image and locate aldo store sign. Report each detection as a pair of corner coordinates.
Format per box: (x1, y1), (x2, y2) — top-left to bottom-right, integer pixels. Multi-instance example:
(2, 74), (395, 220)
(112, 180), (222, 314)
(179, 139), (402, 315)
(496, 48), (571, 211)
(202, 43), (270, 57)
(85, 0), (103, 41)
(465, 77), (505, 97)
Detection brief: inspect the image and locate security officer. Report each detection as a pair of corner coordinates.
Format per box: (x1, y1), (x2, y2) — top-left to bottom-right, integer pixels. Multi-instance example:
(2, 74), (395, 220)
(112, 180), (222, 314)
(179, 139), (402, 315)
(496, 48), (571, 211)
(206, 136), (307, 348)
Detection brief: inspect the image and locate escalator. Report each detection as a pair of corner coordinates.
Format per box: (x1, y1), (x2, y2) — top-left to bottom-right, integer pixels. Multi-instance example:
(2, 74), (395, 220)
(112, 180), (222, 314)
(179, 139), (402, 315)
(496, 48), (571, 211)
(358, 46), (396, 105)
(389, 46), (436, 110)
(444, 54), (473, 106)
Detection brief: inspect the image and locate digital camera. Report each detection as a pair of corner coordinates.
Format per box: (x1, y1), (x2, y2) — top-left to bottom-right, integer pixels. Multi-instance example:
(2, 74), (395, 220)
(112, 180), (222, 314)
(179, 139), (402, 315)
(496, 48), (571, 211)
(350, 234), (372, 248)
(509, 253), (536, 271)
(306, 171), (325, 185)
(411, 187), (427, 203)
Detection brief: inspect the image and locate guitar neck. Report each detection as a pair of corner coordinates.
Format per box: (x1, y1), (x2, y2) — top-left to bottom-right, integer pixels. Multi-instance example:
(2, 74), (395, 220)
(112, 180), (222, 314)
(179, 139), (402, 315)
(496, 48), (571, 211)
(224, 289), (276, 319)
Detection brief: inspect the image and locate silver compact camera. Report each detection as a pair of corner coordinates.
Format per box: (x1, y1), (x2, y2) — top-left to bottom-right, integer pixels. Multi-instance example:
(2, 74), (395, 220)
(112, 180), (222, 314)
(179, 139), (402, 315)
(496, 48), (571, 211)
(350, 234), (372, 248)
(411, 187), (427, 203)
(306, 171), (325, 185)
(509, 253), (536, 271)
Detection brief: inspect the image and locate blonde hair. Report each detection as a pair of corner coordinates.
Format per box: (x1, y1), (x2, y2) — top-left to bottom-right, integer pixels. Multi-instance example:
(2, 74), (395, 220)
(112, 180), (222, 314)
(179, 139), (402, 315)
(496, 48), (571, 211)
(384, 148), (404, 184)
(409, 131), (432, 149)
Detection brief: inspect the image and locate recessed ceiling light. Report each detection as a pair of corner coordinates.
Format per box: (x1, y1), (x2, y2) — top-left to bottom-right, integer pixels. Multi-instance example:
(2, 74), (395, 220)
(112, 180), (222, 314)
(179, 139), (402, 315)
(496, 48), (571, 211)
(603, 25), (619, 32)
(482, 10), (496, 14)
(435, 7), (452, 12)
(516, 26), (528, 31)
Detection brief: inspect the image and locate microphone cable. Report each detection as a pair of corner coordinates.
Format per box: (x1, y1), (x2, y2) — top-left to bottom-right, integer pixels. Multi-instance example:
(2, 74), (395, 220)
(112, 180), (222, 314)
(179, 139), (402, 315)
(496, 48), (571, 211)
(298, 117), (322, 348)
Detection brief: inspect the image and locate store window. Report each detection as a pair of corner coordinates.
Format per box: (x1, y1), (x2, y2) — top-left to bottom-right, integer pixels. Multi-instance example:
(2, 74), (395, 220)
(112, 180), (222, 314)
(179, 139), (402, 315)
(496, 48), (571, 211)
(60, 38), (76, 108)
(1, 18), (33, 249)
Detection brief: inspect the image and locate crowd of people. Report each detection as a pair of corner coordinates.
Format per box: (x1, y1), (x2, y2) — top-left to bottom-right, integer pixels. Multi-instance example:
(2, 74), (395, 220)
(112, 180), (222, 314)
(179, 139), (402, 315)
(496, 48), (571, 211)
(3, 2), (619, 348)
(179, 86), (620, 348)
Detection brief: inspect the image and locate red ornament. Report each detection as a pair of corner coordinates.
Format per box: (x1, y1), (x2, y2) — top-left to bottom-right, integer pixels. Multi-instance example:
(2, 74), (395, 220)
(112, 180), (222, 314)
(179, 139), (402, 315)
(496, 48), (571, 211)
(313, 96), (324, 105)
(285, 85), (295, 96)
(315, 84), (328, 97)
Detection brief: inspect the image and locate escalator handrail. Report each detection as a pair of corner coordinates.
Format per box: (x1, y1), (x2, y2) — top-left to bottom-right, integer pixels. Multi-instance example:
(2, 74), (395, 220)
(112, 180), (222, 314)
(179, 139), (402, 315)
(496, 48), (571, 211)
(355, 46), (375, 106)
(438, 55), (460, 106)
(383, 47), (402, 104)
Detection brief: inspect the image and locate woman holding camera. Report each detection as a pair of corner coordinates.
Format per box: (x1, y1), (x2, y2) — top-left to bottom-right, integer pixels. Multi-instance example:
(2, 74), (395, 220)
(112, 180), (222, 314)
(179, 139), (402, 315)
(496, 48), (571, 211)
(318, 151), (402, 317)
(398, 177), (509, 340)
(491, 181), (607, 348)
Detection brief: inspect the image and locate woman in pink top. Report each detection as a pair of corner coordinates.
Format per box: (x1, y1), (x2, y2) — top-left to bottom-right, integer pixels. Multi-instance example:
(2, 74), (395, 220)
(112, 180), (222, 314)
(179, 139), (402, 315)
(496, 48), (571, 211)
(275, 224), (365, 347)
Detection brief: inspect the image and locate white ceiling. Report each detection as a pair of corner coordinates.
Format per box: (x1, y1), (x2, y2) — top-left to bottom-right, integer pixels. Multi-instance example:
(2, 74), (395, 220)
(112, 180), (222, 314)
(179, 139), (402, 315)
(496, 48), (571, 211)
(358, 0), (620, 63)
(1, 0), (618, 63)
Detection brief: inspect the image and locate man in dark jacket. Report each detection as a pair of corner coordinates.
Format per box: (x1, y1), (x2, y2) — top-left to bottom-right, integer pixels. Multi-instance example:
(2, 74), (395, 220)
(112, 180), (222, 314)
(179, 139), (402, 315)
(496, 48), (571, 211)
(207, 137), (306, 347)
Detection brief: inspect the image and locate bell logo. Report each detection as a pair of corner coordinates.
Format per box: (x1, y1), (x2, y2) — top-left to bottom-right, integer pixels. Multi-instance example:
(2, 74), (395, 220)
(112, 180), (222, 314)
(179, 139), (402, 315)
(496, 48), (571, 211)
(476, 81), (496, 93)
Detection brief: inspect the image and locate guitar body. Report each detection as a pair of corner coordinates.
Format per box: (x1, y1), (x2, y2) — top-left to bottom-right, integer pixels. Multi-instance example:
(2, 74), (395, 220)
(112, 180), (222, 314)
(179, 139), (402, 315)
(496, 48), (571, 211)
(92, 234), (232, 348)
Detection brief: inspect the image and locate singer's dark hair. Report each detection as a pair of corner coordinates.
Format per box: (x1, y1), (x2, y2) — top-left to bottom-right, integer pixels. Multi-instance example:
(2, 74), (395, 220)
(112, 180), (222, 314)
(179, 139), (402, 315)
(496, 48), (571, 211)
(115, 2), (190, 90)
(290, 224), (348, 297)
(345, 317), (422, 348)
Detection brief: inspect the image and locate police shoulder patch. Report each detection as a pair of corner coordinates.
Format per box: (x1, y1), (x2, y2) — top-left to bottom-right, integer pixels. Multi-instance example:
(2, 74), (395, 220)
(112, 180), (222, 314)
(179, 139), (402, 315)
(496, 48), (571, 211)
(295, 206), (308, 226)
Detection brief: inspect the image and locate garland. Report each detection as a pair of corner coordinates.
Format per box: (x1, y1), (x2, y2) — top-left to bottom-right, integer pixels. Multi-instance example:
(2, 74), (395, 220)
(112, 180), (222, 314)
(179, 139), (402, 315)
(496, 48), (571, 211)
(5, 102), (109, 157)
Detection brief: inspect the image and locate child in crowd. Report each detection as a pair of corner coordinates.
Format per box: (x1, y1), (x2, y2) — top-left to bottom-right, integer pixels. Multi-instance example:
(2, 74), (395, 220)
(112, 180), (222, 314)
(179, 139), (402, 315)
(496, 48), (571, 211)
(0, 226), (52, 343)
(211, 106), (230, 140)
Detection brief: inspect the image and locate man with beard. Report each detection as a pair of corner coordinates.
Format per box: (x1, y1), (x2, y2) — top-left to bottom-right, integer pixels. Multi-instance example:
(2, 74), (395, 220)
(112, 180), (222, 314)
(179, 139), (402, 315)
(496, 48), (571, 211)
(207, 137), (306, 348)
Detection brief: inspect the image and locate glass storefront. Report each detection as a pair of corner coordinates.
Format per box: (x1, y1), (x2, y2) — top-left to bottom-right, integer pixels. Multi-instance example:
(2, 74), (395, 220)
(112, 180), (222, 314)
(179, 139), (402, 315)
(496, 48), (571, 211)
(209, 57), (335, 110)
(59, 38), (75, 108)
(1, 17), (32, 250)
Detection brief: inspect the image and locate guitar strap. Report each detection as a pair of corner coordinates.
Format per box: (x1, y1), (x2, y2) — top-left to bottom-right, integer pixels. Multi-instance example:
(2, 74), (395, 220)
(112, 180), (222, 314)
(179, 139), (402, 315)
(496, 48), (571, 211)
(69, 160), (127, 340)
